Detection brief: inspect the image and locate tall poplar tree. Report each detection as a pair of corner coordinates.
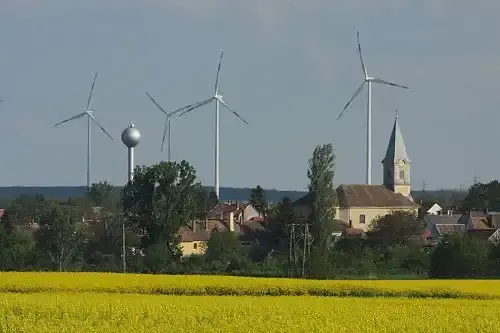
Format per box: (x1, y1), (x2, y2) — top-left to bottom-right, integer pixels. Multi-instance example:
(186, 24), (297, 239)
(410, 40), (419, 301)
(307, 143), (337, 278)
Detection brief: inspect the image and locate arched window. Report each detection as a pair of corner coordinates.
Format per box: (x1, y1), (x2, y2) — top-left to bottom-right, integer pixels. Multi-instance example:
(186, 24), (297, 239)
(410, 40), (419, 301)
(359, 214), (366, 224)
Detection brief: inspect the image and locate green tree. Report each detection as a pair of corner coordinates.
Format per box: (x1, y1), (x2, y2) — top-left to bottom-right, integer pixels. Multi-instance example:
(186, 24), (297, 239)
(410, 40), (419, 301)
(195, 190), (219, 219)
(88, 181), (118, 209)
(35, 202), (87, 271)
(2, 194), (47, 231)
(0, 220), (35, 270)
(206, 190), (219, 212)
(267, 196), (295, 238)
(368, 210), (424, 247)
(463, 180), (500, 211)
(121, 161), (203, 265)
(205, 231), (246, 271)
(307, 143), (337, 278)
(250, 185), (267, 217)
(430, 234), (491, 278)
(83, 213), (140, 272)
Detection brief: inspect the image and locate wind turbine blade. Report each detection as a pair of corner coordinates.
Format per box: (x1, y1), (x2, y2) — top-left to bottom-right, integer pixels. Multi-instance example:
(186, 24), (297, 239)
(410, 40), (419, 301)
(357, 31), (368, 78)
(145, 92), (168, 115)
(54, 112), (87, 126)
(177, 98), (214, 117)
(371, 78), (409, 89)
(337, 81), (366, 120)
(168, 98), (213, 117)
(89, 114), (114, 140)
(214, 50), (224, 94)
(86, 72), (98, 110)
(161, 116), (169, 152)
(216, 97), (248, 125)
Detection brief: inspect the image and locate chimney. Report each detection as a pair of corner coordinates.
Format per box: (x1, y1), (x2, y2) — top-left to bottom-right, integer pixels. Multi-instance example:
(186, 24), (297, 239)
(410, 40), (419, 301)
(205, 218), (208, 231)
(447, 209), (452, 216)
(220, 211), (223, 220)
(192, 220), (196, 232)
(229, 212), (235, 232)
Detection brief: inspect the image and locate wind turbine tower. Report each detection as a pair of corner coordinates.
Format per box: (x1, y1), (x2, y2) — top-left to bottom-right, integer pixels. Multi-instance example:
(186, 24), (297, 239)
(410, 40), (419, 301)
(171, 50), (248, 198)
(121, 122), (141, 182)
(54, 72), (114, 189)
(337, 31), (409, 185)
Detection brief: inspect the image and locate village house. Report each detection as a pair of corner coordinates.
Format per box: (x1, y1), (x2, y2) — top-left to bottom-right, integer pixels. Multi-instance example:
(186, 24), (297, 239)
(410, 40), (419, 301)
(424, 209), (500, 245)
(292, 114), (419, 233)
(426, 203), (443, 215)
(179, 202), (269, 257)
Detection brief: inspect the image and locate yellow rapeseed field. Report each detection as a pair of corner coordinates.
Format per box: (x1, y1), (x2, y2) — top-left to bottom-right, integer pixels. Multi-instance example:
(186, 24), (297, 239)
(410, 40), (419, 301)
(1, 293), (499, 333)
(0, 272), (499, 298)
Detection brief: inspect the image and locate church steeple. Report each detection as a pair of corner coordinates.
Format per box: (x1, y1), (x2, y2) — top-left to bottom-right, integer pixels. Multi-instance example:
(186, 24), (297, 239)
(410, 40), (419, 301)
(382, 110), (412, 198)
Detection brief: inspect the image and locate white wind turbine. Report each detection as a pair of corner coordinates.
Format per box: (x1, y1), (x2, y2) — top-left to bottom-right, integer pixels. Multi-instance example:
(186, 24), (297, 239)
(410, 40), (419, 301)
(145, 92), (199, 162)
(54, 72), (114, 189)
(173, 50), (248, 198)
(337, 31), (409, 185)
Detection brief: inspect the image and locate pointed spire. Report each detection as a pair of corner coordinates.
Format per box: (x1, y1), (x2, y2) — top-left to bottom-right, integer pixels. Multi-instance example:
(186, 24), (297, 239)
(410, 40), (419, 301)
(382, 110), (410, 164)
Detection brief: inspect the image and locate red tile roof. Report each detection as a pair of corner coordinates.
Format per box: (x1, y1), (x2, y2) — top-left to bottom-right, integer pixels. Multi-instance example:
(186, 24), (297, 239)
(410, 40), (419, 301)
(207, 202), (249, 219)
(179, 219), (268, 243)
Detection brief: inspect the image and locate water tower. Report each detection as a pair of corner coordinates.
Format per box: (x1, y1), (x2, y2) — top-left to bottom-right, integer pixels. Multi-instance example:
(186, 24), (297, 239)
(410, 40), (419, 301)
(121, 122), (141, 182)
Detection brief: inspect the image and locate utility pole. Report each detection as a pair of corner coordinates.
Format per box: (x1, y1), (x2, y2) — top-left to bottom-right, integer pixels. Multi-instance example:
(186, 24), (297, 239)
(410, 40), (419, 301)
(122, 217), (126, 273)
(421, 180), (426, 192)
(286, 223), (299, 277)
(301, 223), (312, 278)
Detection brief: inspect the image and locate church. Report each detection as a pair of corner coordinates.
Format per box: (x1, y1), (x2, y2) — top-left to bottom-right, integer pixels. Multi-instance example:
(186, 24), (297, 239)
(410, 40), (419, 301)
(292, 114), (419, 231)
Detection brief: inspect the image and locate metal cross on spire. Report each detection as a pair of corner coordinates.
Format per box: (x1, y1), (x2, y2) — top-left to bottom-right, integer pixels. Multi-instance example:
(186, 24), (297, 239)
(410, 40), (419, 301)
(395, 109), (399, 120)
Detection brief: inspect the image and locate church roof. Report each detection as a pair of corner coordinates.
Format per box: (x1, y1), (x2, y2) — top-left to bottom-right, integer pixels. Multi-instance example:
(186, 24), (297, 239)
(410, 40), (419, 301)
(337, 184), (417, 208)
(293, 185), (417, 208)
(382, 114), (410, 164)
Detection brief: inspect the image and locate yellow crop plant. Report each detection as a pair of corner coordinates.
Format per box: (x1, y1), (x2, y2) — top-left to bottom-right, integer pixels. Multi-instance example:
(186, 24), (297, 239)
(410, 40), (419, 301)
(1, 293), (499, 333)
(0, 272), (499, 298)
(1, 272), (499, 332)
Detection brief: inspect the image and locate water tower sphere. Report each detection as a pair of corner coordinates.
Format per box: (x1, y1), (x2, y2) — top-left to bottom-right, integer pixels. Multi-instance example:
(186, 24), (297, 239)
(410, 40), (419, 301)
(121, 122), (141, 148)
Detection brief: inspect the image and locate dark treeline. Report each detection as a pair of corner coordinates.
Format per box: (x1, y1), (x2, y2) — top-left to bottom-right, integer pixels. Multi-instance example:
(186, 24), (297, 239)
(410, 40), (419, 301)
(0, 146), (498, 279)
(0, 186), (307, 204)
(0, 187), (464, 208)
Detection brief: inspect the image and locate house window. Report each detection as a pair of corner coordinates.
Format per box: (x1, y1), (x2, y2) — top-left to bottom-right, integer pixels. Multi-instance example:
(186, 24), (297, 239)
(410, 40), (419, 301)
(399, 170), (405, 180)
(359, 214), (366, 224)
(193, 243), (198, 250)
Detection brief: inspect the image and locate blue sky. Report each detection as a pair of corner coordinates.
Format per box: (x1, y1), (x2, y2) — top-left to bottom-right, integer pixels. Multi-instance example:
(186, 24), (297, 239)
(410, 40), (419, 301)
(0, 1), (499, 190)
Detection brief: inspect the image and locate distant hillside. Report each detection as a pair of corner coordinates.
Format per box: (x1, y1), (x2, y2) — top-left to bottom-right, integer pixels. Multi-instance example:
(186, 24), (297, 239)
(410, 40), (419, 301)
(0, 186), (466, 208)
(0, 186), (308, 203)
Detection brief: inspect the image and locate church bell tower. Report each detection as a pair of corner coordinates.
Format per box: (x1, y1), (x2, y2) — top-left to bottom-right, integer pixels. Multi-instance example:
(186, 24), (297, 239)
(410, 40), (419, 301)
(382, 111), (412, 199)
